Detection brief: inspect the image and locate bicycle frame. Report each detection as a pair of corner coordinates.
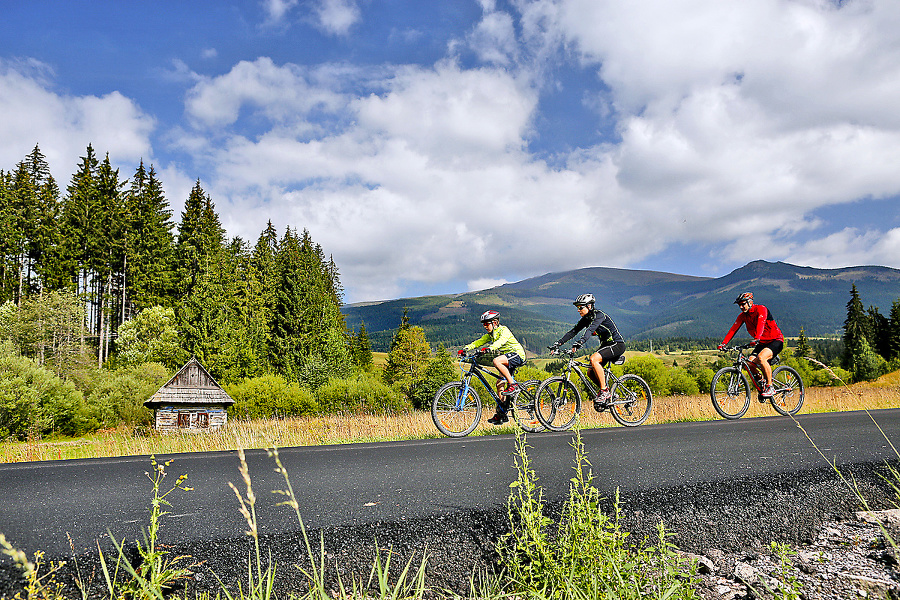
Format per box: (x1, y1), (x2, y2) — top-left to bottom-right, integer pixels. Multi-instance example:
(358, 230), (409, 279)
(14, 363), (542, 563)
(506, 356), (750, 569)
(729, 343), (779, 393)
(558, 355), (629, 406)
(455, 357), (507, 410)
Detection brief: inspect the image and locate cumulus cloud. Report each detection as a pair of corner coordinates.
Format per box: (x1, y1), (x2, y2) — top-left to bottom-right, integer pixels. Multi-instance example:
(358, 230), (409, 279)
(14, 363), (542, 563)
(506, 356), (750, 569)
(312, 0), (360, 36)
(0, 58), (155, 183)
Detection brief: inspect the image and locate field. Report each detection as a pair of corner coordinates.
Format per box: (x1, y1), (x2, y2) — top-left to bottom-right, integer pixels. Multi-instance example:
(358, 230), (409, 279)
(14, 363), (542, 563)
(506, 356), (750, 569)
(2, 372), (897, 464)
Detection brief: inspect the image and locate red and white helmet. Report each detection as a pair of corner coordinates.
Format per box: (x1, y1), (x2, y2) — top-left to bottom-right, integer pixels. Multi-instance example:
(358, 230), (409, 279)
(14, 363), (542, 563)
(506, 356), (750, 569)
(734, 291), (753, 305)
(480, 310), (500, 323)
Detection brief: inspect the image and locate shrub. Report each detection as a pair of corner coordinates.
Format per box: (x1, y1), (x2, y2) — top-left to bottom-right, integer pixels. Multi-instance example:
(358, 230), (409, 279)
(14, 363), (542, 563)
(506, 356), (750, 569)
(81, 363), (170, 428)
(0, 344), (87, 439)
(623, 355), (670, 396)
(409, 346), (458, 410)
(668, 367), (700, 396)
(226, 374), (319, 419)
(316, 372), (411, 415)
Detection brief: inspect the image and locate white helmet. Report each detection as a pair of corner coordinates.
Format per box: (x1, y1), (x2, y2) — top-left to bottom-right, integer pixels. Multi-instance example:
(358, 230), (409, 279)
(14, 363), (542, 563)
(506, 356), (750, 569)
(573, 293), (595, 307)
(480, 310), (500, 323)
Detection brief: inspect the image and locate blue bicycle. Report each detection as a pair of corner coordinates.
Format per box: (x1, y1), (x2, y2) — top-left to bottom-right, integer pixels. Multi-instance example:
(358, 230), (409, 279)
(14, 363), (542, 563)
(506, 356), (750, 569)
(431, 351), (543, 437)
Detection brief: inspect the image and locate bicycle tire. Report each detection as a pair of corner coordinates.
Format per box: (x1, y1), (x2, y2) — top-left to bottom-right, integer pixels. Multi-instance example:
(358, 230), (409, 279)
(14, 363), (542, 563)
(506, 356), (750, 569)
(432, 381), (481, 437)
(534, 377), (581, 431)
(510, 380), (545, 433)
(609, 374), (653, 427)
(710, 367), (751, 419)
(769, 365), (805, 416)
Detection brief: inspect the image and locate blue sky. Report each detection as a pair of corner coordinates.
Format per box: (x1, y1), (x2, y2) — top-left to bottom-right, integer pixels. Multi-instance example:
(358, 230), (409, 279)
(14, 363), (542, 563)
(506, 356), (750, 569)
(2, 0), (899, 303)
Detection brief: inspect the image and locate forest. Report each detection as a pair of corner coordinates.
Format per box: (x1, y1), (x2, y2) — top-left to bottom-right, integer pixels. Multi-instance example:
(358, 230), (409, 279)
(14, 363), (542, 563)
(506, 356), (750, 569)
(1, 144), (898, 442)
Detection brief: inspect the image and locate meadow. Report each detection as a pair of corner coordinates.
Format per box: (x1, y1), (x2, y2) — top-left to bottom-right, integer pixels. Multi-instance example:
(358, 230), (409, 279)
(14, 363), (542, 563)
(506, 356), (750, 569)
(3, 372), (897, 464)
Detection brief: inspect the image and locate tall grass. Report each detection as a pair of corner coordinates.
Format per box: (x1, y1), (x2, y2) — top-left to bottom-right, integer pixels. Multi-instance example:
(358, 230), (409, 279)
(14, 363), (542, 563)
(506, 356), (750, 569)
(2, 382), (897, 463)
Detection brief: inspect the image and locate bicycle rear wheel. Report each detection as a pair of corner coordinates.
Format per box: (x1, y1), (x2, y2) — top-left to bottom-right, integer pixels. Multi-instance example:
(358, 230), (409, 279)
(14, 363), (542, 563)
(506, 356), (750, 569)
(432, 382), (481, 437)
(710, 367), (751, 419)
(510, 380), (545, 433)
(770, 365), (805, 416)
(609, 374), (652, 426)
(535, 377), (581, 431)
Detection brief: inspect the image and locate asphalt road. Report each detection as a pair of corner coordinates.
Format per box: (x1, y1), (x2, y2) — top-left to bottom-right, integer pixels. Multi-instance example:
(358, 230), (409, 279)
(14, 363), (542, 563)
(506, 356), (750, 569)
(1, 408), (898, 559)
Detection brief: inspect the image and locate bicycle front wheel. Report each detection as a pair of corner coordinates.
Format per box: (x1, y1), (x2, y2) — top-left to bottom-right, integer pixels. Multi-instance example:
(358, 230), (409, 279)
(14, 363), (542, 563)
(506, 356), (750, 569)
(609, 374), (653, 426)
(432, 382), (481, 437)
(770, 365), (805, 416)
(510, 380), (545, 433)
(535, 377), (581, 431)
(710, 367), (751, 419)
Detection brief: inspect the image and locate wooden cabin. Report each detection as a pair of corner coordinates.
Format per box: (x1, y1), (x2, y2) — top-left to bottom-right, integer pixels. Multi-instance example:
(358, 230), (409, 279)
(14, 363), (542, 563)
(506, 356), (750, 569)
(144, 357), (234, 433)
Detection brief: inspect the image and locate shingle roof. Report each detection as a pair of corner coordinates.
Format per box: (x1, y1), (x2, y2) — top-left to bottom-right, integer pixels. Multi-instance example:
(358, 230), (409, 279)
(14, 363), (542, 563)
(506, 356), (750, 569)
(144, 357), (235, 408)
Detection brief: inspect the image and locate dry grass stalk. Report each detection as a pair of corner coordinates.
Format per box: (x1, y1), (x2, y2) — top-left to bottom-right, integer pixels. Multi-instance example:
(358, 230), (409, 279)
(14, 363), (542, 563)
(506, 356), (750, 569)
(1, 382), (897, 463)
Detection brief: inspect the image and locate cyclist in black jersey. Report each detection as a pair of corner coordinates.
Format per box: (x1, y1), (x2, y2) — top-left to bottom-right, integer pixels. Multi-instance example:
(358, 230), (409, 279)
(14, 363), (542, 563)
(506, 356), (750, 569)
(548, 293), (626, 411)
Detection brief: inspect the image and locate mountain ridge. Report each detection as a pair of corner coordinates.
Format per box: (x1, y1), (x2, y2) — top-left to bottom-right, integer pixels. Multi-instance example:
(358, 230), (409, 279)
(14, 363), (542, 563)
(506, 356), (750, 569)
(343, 260), (900, 353)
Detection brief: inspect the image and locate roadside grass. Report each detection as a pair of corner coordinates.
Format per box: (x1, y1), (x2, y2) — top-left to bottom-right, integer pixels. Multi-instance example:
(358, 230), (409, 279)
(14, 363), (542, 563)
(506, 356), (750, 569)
(2, 429), (701, 600)
(2, 380), (897, 463)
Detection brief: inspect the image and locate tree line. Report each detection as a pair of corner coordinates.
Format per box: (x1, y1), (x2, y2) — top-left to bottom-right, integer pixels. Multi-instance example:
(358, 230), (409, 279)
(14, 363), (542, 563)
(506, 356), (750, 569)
(0, 143), (372, 383)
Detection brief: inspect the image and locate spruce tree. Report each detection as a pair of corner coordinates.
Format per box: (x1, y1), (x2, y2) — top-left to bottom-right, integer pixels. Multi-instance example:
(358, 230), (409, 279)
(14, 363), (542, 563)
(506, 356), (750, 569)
(867, 305), (890, 360)
(0, 171), (16, 302)
(125, 161), (176, 309)
(795, 326), (811, 360)
(889, 298), (900, 362)
(843, 284), (872, 380)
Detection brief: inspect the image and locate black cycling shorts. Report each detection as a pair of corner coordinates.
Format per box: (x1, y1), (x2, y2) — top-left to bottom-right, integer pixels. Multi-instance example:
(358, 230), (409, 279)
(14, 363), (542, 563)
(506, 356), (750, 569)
(594, 341), (626, 364)
(752, 340), (783, 359)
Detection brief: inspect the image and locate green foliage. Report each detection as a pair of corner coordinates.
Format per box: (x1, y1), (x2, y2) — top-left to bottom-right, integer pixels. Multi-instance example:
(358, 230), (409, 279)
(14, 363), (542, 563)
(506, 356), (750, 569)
(498, 430), (699, 598)
(409, 345), (458, 410)
(79, 363), (169, 428)
(383, 324), (432, 402)
(623, 354), (671, 396)
(5, 290), (88, 376)
(226, 375), (319, 419)
(315, 372), (411, 415)
(116, 305), (182, 368)
(0, 342), (87, 439)
(668, 367), (700, 395)
(99, 456), (193, 599)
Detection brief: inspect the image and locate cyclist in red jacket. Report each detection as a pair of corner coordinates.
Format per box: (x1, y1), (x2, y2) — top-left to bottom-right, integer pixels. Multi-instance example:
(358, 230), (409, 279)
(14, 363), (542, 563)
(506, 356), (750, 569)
(718, 291), (784, 398)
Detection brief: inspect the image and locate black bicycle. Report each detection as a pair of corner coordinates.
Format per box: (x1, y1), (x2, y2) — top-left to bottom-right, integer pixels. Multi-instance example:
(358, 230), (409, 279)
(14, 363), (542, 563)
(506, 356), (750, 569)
(431, 351), (544, 437)
(535, 348), (653, 431)
(711, 342), (805, 419)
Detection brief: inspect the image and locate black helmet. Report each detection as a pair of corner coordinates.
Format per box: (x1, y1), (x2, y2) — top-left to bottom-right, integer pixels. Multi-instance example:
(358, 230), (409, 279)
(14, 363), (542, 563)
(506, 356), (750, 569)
(733, 291), (753, 305)
(573, 293), (595, 307)
(480, 309), (500, 323)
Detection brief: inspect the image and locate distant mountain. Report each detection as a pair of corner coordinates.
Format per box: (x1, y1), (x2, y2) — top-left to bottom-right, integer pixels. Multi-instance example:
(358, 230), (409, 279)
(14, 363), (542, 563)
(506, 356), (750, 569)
(343, 261), (900, 353)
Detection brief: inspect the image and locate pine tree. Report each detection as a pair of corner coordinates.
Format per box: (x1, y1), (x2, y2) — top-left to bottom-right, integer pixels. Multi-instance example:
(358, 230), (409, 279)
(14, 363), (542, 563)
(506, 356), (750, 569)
(246, 221), (279, 373)
(867, 305), (890, 360)
(174, 180), (225, 298)
(0, 170), (16, 302)
(796, 326), (811, 360)
(383, 324), (431, 402)
(352, 321), (373, 370)
(61, 145), (101, 353)
(889, 298), (900, 362)
(125, 161), (176, 310)
(842, 284), (868, 372)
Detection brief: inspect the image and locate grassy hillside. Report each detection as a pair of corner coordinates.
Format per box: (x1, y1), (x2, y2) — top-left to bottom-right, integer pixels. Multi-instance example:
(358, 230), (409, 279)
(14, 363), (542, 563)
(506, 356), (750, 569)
(344, 260), (900, 353)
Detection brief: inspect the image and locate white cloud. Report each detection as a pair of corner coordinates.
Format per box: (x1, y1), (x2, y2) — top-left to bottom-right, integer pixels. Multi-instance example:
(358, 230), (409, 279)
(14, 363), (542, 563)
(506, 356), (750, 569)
(0, 58), (155, 184)
(261, 0), (299, 25)
(312, 0), (360, 36)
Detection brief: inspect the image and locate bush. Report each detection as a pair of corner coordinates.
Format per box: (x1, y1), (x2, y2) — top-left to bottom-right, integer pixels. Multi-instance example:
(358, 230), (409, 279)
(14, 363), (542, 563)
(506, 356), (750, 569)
(623, 355), (670, 396)
(409, 346), (458, 410)
(0, 343), (87, 439)
(667, 367), (700, 395)
(81, 363), (170, 427)
(226, 374), (319, 419)
(316, 372), (411, 415)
